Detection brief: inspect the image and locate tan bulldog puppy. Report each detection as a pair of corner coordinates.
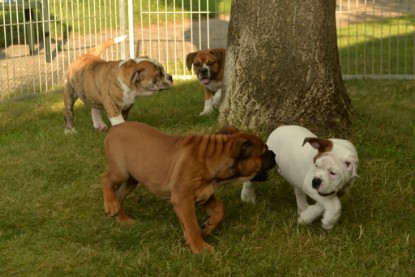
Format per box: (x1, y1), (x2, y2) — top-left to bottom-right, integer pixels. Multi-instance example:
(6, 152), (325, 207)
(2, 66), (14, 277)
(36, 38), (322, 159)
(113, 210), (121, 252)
(101, 122), (276, 253)
(64, 35), (173, 134)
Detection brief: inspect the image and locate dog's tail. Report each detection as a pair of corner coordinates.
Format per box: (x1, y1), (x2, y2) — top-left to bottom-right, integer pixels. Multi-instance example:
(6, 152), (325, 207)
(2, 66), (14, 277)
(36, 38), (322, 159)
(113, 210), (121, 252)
(86, 35), (127, 57)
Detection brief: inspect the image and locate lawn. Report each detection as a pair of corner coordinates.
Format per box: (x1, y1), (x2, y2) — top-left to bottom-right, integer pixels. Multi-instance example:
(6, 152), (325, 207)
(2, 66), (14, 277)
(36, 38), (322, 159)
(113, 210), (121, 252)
(0, 79), (414, 276)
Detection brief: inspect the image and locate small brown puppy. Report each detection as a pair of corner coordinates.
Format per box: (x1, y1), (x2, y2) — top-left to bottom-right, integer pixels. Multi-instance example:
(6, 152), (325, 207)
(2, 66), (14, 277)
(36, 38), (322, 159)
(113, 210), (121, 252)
(186, 48), (226, 115)
(64, 35), (173, 134)
(101, 122), (276, 254)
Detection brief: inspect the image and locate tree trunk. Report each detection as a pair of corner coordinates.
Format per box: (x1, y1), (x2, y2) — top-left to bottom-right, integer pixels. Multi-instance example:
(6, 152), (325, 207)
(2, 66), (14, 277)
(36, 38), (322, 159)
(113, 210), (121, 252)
(219, 0), (352, 137)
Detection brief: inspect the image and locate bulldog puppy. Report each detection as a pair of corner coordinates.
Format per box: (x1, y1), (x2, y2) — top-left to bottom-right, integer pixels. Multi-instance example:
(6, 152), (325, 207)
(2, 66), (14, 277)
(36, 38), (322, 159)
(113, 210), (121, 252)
(241, 125), (359, 230)
(64, 35), (173, 134)
(186, 48), (226, 115)
(101, 122), (276, 253)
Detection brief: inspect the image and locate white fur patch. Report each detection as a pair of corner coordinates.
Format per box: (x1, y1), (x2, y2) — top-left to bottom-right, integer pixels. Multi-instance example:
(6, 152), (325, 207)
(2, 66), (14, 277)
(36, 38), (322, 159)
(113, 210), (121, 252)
(200, 99), (214, 116)
(91, 108), (108, 131)
(109, 114), (125, 125)
(241, 181), (256, 204)
(118, 79), (139, 108)
(212, 88), (222, 108)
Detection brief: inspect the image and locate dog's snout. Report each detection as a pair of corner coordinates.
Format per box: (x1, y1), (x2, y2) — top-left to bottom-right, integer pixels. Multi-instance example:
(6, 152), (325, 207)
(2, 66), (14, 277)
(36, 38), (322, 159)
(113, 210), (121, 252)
(264, 150), (276, 170)
(167, 74), (173, 83)
(200, 68), (208, 75)
(312, 178), (322, 189)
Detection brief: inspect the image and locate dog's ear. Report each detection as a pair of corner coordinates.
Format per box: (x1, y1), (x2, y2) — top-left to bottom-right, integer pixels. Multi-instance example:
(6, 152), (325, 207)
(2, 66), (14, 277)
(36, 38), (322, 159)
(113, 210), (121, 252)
(209, 48), (225, 66)
(303, 137), (333, 153)
(131, 68), (145, 83)
(345, 160), (359, 178)
(186, 52), (198, 70)
(216, 126), (240, 135)
(231, 137), (255, 159)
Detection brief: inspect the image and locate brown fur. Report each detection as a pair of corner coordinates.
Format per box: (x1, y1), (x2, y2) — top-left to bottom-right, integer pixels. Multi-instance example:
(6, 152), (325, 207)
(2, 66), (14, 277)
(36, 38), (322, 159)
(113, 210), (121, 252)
(186, 48), (226, 114)
(303, 137), (334, 162)
(101, 122), (275, 254)
(63, 37), (173, 133)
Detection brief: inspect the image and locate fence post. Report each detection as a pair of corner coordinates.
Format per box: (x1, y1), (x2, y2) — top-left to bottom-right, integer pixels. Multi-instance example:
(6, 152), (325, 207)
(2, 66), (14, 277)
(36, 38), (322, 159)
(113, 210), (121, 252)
(127, 0), (134, 59)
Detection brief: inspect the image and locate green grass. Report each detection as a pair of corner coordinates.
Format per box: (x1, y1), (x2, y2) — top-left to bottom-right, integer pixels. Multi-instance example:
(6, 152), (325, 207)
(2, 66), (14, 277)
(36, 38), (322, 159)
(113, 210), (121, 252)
(0, 79), (414, 276)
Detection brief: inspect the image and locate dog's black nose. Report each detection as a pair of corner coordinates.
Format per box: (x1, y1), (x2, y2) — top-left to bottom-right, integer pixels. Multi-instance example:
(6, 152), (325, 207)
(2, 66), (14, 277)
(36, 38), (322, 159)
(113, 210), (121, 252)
(168, 74), (173, 83)
(200, 68), (208, 75)
(312, 178), (322, 189)
(264, 150), (276, 170)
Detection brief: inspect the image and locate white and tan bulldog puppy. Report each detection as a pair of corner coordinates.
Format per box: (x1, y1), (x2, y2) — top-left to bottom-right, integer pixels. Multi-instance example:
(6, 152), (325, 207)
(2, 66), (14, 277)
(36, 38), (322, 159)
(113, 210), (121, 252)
(186, 48), (225, 115)
(64, 35), (173, 134)
(241, 125), (359, 230)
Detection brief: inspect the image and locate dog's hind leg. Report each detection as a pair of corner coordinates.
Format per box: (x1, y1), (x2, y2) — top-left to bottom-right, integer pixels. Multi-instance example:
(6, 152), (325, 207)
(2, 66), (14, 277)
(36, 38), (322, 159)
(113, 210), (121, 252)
(101, 171), (121, 217)
(63, 82), (78, 134)
(200, 195), (224, 235)
(115, 177), (138, 224)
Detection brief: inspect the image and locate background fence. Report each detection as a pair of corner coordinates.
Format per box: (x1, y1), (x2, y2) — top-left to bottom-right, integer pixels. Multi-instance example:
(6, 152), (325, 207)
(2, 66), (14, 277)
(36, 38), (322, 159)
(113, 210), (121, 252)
(1, 0), (414, 100)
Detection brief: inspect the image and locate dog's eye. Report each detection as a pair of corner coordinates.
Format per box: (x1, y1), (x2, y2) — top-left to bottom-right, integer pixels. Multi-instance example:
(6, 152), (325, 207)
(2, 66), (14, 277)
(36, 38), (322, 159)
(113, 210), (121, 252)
(329, 170), (336, 176)
(194, 62), (201, 67)
(207, 61), (212, 66)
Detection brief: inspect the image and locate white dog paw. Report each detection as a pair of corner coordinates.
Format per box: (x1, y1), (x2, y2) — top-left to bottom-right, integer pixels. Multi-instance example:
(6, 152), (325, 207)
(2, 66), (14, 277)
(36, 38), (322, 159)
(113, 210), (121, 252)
(297, 210), (318, 225)
(241, 191), (256, 204)
(321, 219), (336, 230)
(94, 122), (108, 132)
(297, 215), (313, 225)
(199, 108), (213, 116)
(241, 182), (256, 204)
(64, 128), (77, 135)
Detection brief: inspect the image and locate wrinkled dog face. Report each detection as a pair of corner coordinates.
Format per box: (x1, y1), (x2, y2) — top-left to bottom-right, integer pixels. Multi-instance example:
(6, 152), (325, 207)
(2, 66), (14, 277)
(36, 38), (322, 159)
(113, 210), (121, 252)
(311, 154), (357, 197)
(119, 58), (173, 95)
(229, 134), (276, 183)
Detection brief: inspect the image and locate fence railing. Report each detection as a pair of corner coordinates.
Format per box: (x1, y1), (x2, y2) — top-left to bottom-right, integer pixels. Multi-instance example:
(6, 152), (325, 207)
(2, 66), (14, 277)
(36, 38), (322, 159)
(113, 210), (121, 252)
(1, 0), (414, 100)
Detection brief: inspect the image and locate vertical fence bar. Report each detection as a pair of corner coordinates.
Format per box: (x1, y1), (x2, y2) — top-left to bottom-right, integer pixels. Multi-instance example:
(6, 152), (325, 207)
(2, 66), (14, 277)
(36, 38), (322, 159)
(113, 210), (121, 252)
(128, 0), (134, 59)
(173, 0), (177, 75)
(120, 0), (126, 60)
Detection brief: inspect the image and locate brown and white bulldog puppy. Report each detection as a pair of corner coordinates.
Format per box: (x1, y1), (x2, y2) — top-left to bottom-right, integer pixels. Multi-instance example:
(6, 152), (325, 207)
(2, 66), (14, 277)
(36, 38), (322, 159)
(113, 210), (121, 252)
(186, 48), (225, 115)
(63, 35), (173, 134)
(101, 122), (276, 254)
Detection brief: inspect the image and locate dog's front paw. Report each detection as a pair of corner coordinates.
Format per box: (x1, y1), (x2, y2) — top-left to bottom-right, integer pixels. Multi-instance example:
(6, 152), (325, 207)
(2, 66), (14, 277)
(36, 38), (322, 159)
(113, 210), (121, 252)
(241, 189), (256, 204)
(94, 123), (108, 132)
(104, 199), (120, 217)
(297, 210), (318, 225)
(297, 214), (313, 225)
(241, 181), (256, 204)
(321, 221), (335, 230)
(321, 214), (339, 230)
(190, 242), (215, 254)
(199, 108), (213, 116)
(64, 128), (77, 135)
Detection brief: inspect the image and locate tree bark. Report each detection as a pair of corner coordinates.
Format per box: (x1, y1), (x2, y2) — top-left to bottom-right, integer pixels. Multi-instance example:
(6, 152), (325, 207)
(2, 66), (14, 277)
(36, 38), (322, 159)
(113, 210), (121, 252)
(219, 0), (352, 137)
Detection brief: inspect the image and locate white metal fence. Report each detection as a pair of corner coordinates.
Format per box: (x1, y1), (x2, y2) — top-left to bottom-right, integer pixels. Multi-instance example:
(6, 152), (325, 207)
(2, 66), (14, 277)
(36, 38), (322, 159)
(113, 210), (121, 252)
(0, 0), (414, 100)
